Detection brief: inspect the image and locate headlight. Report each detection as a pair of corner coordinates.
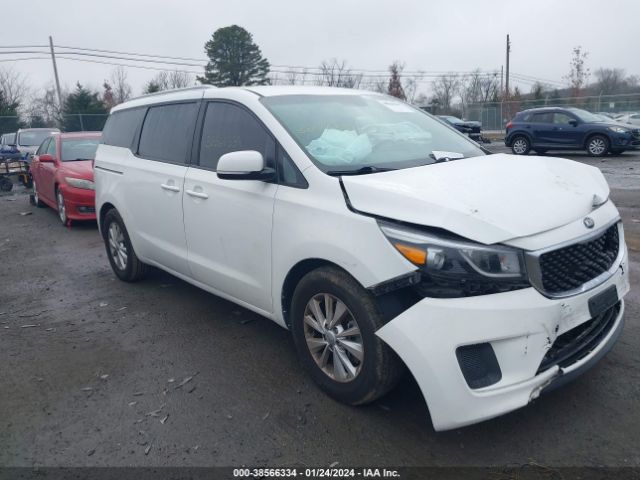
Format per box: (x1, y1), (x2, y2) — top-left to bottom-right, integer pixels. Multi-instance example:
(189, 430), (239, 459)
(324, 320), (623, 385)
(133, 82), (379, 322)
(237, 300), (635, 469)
(608, 126), (629, 134)
(65, 177), (94, 190)
(379, 221), (529, 296)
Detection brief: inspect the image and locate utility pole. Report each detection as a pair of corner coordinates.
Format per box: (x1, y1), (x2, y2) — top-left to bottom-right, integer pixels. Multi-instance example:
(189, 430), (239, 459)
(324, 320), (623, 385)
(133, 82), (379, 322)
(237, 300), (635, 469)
(505, 34), (511, 101)
(500, 65), (504, 97)
(49, 36), (63, 111)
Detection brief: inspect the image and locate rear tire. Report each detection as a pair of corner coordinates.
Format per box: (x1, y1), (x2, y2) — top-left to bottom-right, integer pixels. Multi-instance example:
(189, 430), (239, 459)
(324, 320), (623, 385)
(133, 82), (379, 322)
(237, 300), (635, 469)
(290, 266), (403, 405)
(0, 177), (12, 192)
(103, 209), (148, 282)
(511, 135), (531, 155)
(586, 135), (609, 156)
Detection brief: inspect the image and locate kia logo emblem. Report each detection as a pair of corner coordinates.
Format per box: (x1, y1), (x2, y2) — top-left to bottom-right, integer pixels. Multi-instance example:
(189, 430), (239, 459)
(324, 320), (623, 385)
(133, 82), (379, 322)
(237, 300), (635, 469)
(583, 217), (595, 229)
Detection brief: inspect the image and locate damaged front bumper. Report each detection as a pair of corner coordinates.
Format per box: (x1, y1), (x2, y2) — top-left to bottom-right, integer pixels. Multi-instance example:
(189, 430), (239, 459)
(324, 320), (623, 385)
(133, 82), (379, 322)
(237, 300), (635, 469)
(376, 248), (630, 431)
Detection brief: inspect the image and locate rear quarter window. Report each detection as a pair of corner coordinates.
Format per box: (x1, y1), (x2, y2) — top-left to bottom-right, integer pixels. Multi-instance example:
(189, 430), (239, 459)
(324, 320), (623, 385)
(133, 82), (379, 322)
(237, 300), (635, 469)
(138, 102), (198, 163)
(101, 108), (146, 149)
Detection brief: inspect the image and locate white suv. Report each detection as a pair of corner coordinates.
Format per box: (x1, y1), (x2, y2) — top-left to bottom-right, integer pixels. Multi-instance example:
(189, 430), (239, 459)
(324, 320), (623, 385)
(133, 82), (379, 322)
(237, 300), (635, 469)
(94, 86), (630, 431)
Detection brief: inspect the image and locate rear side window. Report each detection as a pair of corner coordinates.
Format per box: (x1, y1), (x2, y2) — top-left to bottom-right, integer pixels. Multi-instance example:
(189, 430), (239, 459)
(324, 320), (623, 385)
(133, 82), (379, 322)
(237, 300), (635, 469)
(554, 113), (574, 125)
(102, 108), (146, 149)
(530, 113), (553, 123)
(138, 103), (198, 163)
(198, 102), (275, 170)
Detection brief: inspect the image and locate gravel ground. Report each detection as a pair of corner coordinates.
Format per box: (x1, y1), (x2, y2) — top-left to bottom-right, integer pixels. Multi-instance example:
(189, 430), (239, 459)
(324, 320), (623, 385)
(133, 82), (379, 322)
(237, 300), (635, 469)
(0, 150), (639, 468)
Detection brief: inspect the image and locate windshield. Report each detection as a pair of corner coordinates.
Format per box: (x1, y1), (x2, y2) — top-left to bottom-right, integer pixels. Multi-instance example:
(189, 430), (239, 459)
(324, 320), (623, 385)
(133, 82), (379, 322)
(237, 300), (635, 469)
(18, 131), (55, 146)
(2, 133), (16, 145)
(261, 94), (484, 173)
(61, 138), (100, 161)
(569, 108), (601, 123)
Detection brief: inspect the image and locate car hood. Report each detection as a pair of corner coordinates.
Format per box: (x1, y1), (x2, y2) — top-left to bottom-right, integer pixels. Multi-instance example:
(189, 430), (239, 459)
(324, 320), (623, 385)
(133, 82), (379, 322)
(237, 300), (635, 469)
(59, 160), (94, 180)
(341, 153), (610, 245)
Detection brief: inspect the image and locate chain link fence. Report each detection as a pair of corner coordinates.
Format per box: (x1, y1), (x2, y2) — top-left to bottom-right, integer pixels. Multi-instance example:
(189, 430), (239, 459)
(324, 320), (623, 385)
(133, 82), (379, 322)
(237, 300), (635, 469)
(464, 93), (640, 131)
(2, 94), (640, 137)
(0, 114), (109, 137)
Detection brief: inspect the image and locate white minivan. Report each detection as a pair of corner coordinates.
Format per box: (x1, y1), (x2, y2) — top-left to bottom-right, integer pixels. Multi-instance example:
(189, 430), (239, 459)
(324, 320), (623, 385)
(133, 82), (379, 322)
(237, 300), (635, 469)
(94, 86), (630, 431)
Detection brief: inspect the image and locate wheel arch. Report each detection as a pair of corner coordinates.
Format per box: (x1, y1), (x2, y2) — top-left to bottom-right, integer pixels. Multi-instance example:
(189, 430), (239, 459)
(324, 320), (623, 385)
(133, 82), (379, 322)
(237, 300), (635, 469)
(510, 131), (533, 145)
(98, 202), (117, 238)
(583, 131), (611, 149)
(280, 258), (349, 329)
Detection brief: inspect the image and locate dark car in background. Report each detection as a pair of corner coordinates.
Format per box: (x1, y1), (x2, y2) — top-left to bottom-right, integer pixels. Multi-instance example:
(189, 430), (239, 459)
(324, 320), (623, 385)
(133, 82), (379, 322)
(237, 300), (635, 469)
(505, 107), (640, 156)
(437, 115), (483, 141)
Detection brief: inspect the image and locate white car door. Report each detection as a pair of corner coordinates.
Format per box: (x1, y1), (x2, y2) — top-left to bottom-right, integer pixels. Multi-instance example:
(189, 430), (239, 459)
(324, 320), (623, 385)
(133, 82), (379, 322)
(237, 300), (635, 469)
(127, 101), (199, 275)
(183, 101), (278, 313)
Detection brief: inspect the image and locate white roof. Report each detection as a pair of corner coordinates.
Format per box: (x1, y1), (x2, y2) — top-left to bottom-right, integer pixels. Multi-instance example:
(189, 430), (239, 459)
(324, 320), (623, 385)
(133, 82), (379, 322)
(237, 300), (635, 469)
(112, 85), (382, 112)
(243, 85), (381, 97)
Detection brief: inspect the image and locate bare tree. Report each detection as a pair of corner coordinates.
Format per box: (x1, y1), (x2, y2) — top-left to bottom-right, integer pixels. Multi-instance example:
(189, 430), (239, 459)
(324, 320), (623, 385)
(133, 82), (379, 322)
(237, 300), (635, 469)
(0, 67), (30, 108)
(110, 67), (132, 104)
(564, 46), (590, 98)
(594, 68), (626, 95)
(144, 70), (195, 94)
(317, 59), (362, 88)
(26, 85), (65, 127)
(431, 73), (460, 113)
(403, 71), (424, 104)
(459, 70), (483, 114)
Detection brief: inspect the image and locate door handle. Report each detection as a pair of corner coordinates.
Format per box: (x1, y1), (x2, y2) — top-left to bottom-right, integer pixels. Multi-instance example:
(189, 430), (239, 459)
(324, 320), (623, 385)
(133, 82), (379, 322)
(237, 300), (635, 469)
(161, 183), (180, 192)
(185, 189), (209, 200)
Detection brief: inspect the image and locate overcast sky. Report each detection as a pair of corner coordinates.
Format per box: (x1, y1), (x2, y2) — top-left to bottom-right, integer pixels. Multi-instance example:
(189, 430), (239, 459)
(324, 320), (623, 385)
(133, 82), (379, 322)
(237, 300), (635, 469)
(6, 0), (640, 100)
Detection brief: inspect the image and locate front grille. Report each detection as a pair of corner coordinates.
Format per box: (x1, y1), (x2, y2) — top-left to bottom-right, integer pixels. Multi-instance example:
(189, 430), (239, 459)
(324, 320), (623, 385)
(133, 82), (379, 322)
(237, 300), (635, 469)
(537, 301), (620, 374)
(538, 224), (619, 294)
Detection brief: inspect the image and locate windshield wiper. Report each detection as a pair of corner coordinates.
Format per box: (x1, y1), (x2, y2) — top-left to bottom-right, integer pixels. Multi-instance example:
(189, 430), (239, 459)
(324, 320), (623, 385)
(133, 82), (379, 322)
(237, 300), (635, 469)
(429, 151), (465, 163)
(326, 166), (397, 176)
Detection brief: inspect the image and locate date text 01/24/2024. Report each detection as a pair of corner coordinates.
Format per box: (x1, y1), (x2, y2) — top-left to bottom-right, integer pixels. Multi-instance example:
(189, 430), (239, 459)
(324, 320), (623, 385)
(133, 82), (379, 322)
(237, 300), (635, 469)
(233, 468), (401, 478)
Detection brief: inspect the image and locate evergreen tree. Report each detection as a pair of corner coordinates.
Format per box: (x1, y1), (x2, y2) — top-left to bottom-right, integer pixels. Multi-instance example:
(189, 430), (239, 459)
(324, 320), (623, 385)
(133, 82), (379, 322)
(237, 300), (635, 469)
(61, 83), (108, 132)
(198, 25), (270, 86)
(0, 89), (20, 136)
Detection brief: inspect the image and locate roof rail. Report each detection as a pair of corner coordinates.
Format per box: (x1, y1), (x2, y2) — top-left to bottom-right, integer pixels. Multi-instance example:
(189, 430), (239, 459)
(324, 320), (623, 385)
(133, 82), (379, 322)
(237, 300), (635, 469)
(131, 85), (216, 101)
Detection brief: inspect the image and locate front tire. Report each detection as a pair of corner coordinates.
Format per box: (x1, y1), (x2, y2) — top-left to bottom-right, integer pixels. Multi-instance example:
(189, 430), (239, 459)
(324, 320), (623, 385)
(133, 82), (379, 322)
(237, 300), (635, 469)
(290, 266), (403, 405)
(103, 209), (148, 282)
(31, 180), (46, 207)
(56, 188), (67, 225)
(586, 135), (609, 156)
(511, 135), (531, 155)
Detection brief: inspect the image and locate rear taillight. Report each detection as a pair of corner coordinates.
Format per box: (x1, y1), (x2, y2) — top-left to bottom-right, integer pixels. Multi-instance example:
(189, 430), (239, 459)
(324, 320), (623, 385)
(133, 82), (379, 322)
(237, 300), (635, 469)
(506, 121), (513, 129)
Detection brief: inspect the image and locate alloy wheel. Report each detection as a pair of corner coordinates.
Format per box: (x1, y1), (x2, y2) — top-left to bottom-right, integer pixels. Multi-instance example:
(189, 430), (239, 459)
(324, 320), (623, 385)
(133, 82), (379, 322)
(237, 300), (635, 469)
(303, 293), (364, 383)
(57, 190), (66, 224)
(588, 138), (606, 155)
(33, 181), (39, 204)
(108, 222), (128, 271)
(512, 138), (528, 154)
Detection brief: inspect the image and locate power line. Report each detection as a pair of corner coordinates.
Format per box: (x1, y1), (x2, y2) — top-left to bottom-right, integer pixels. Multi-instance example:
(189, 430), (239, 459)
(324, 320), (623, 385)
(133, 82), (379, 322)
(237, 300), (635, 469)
(0, 43), (566, 88)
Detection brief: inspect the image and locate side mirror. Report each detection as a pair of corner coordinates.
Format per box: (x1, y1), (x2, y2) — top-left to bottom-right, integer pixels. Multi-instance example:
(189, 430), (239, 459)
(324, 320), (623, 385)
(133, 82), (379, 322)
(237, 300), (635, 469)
(216, 150), (275, 181)
(569, 119), (579, 127)
(39, 154), (55, 163)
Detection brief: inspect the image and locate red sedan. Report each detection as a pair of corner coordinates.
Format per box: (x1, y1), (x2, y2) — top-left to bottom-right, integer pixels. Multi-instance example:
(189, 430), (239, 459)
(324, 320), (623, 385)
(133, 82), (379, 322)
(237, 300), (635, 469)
(30, 132), (101, 225)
